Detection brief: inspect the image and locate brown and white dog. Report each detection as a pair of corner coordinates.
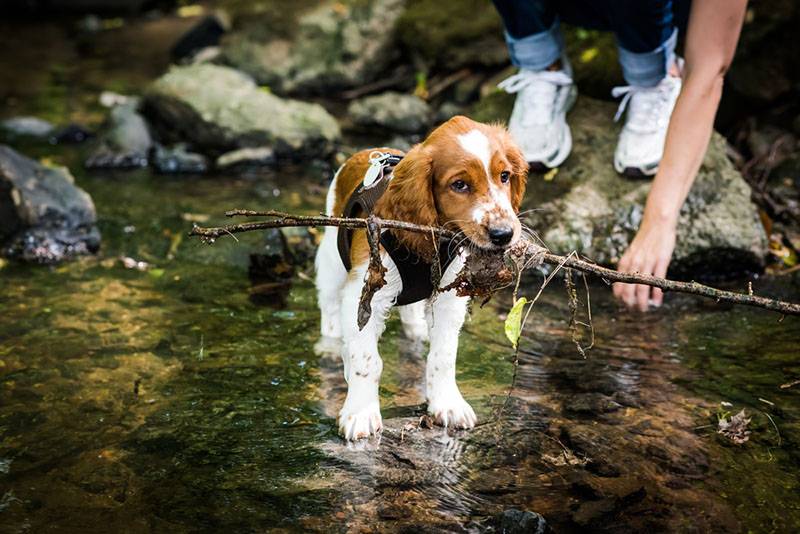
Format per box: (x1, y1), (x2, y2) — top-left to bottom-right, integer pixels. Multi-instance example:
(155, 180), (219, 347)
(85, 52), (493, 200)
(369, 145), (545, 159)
(314, 115), (528, 440)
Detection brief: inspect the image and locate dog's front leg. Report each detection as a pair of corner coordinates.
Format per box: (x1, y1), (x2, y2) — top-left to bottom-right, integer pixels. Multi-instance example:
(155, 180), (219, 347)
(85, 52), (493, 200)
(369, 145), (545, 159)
(337, 259), (401, 440)
(425, 288), (476, 429)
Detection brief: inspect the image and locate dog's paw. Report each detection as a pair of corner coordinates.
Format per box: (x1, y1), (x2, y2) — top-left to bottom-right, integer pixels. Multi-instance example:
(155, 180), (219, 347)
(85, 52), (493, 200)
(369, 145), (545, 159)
(338, 402), (383, 440)
(314, 335), (341, 356)
(427, 390), (477, 429)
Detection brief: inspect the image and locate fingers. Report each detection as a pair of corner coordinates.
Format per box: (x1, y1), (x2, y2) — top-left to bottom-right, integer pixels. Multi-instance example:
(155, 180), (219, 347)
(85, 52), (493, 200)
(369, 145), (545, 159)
(650, 258), (670, 308)
(614, 253), (656, 311)
(636, 279), (651, 312)
(613, 253), (631, 301)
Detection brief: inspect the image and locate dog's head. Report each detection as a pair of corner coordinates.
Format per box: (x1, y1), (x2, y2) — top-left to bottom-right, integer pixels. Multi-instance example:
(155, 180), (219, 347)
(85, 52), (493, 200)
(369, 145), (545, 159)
(378, 115), (528, 258)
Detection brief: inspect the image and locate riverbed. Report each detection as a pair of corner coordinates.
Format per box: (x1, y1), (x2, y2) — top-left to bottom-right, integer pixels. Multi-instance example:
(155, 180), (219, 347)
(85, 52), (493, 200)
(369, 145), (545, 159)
(1, 12), (799, 534)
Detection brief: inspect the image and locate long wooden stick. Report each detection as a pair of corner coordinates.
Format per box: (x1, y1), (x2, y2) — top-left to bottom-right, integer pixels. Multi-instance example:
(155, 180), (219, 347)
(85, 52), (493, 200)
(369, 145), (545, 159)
(188, 210), (800, 317)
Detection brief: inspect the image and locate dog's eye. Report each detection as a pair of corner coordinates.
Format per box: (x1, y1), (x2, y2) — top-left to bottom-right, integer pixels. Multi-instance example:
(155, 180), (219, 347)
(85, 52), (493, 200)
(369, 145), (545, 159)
(500, 171), (511, 183)
(451, 179), (470, 193)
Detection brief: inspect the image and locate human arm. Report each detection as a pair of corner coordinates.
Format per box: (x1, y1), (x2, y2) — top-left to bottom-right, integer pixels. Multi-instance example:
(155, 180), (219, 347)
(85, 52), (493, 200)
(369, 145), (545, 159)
(614, 0), (749, 311)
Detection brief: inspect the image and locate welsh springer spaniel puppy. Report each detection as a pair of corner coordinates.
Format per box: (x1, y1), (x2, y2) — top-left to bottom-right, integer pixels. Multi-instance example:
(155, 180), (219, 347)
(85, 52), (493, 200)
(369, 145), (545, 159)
(315, 115), (528, 440)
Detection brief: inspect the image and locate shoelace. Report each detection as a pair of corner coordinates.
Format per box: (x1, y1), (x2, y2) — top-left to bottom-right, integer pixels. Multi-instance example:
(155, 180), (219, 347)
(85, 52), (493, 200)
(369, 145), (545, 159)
(498, 70), (573, 125)
(497, 69), (573, 94)
(611, 78), (677, 128)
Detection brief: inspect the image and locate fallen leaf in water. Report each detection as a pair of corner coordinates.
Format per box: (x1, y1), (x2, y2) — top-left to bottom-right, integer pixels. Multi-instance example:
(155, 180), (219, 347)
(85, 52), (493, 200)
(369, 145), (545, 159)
(718, 409), (751, 444)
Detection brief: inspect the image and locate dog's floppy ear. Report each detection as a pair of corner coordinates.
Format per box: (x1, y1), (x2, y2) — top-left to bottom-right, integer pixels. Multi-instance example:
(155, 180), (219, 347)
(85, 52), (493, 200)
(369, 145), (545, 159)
(501, 131), (528, 212)
(375, 143), (438, 259)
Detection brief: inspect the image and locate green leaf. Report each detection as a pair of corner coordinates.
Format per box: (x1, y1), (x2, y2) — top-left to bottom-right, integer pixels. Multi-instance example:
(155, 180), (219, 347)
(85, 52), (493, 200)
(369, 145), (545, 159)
(504, 297), (528, 349)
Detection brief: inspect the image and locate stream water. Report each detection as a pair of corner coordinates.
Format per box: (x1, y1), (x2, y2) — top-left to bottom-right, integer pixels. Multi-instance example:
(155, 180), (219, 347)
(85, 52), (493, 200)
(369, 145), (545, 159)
(1, 12), (800, 534)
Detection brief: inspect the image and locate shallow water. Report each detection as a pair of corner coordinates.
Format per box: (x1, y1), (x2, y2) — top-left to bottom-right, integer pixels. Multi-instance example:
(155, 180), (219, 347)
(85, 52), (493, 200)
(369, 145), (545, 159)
(2, 11), (800, 534)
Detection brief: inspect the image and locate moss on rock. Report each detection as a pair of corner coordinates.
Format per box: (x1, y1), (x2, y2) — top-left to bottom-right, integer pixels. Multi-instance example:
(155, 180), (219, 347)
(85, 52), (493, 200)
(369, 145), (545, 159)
(468, 94), (768, 277)
(142, 64), (340, 158)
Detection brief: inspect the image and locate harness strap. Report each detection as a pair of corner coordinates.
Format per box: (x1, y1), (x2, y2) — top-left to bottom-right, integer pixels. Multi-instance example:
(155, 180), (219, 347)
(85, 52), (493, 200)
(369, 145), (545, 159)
(336, 152), (456, 305)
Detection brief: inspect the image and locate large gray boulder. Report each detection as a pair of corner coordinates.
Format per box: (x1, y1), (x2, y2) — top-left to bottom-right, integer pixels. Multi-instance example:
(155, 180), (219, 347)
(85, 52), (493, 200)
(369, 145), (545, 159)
(0, 146), (100, 264)
(221, 0), (407, 94)
(472, 94), (768, 277)
(348, 92), (431, 134)
(142, 64), (340, 159)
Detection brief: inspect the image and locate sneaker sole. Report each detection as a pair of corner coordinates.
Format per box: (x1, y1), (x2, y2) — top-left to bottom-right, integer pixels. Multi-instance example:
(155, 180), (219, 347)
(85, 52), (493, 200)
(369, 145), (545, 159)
(614, 157), (659, 178)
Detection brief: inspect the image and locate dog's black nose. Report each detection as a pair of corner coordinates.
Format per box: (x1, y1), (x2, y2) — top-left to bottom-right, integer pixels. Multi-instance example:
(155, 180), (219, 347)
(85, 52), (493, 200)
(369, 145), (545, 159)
(488, 226), (514, 246)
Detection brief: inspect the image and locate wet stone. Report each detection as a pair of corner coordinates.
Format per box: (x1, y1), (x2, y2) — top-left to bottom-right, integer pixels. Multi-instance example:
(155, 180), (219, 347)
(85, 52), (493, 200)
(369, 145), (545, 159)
(1, 116), (55, 139)
(0, 145), (100, 263)
(487, 509), (548, 534)
(248, 228), (295, 306)
(216, 146), (276, 171)
(85, 103), (152, 169)
(564, 393), (623, 416)
(152, 143), (208, 174)
(143, 63), (340, 159)
(348, 91), (431, 134)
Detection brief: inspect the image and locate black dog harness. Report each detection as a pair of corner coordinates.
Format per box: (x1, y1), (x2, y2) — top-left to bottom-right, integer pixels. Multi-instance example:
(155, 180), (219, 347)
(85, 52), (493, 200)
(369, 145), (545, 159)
(336, 152), (456, 305)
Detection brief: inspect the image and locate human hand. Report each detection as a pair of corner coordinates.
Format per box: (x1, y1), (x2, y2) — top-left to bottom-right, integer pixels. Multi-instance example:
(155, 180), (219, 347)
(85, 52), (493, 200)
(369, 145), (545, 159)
(613, 218), (677, 311)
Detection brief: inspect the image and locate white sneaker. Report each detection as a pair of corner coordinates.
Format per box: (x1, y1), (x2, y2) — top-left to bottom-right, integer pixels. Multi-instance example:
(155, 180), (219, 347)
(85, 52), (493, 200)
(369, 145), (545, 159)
(498, 58), (577, 170)
(612, 74), (682, 177)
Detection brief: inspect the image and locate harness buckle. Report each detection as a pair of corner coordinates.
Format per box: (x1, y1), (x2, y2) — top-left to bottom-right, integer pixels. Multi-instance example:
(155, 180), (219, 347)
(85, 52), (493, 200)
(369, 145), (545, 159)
(363, 151), (392, 188)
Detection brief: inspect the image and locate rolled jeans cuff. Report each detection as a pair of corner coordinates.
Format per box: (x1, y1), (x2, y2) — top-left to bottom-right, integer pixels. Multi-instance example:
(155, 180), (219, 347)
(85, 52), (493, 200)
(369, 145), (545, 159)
(504, 18), (563, 71)
(617, 27), (678, 87)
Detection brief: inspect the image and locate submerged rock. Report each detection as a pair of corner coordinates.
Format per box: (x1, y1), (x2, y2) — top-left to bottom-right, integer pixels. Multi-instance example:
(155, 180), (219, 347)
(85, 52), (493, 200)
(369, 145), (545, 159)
(248, 229), (295, 306)
(0, 145), (99, 264)
(152, 144), (208, 174)
(142, 64), (340, 159)
(348, 92), (431, 134)
(472, 94), (768, 277)
(85, 103), (152, 169)
(221, 0), (406, 94)
(487, 509), (548, 534)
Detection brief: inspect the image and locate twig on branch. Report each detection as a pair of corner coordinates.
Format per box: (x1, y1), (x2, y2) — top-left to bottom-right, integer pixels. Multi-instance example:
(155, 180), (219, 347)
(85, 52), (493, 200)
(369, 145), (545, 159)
(358, 216), (387, 330)
(188, 210), (800, 317)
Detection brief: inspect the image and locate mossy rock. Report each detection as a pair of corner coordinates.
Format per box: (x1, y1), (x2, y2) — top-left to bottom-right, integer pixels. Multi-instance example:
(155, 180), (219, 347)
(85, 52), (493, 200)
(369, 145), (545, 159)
(396, 0), (507, 69)
(467, 94), (768, 277)
(142, 64), (340, 159)
(220, 0), (407, 94)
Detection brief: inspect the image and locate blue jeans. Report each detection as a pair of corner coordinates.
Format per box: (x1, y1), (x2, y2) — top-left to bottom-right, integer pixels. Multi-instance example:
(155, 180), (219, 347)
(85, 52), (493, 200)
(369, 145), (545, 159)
(492, 0), (690, 87)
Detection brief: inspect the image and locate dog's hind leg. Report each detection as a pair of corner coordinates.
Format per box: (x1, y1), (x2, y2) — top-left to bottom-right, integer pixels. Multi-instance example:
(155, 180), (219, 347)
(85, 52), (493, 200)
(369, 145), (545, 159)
(337, 256), (402, 440)
(314, 227), (347, 355)
(398, 301), (429, 343)
(314, 170), (347, 356)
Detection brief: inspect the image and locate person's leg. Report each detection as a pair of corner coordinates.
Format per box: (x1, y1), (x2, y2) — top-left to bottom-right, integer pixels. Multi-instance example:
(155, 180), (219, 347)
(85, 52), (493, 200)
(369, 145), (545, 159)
(608, 0), (683, 176)
(492, 0), (577, 169)
(491, 0), (563, 71)
(609, 0), (677, 87)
